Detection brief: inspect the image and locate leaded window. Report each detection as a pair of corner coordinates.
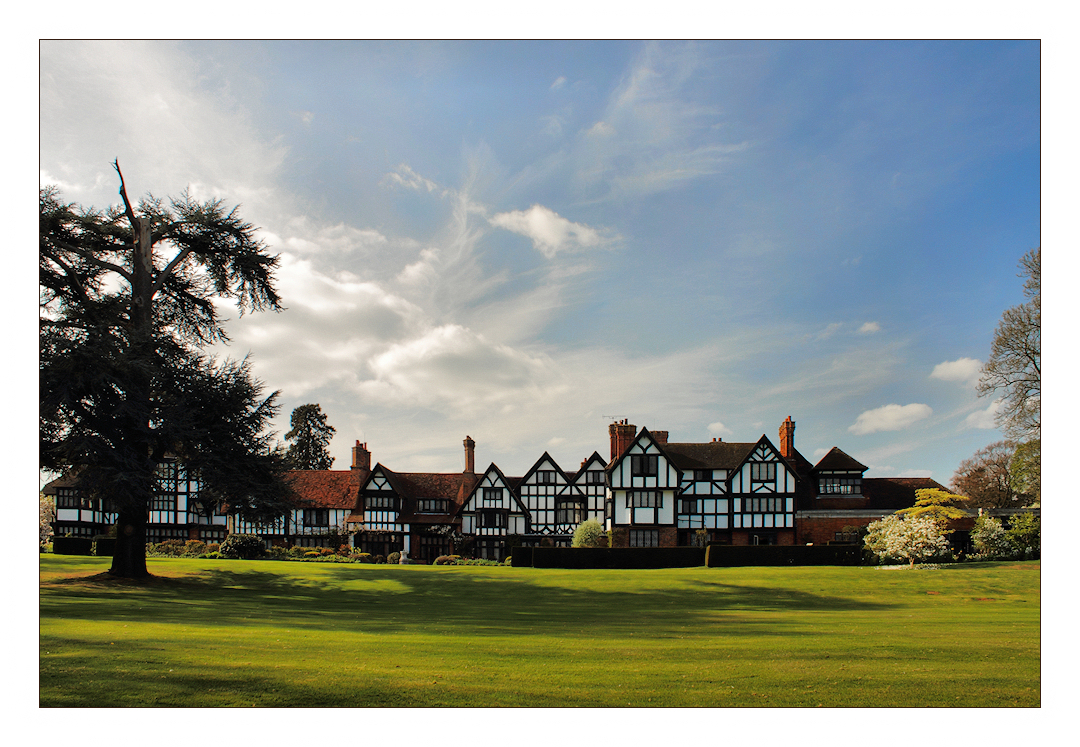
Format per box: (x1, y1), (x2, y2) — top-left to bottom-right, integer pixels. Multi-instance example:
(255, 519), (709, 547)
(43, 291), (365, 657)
(366, 495), (397, 510)
(416, 498), (448, 514)
(750, 462), (777, 482)
(629, 529), (659, 547)
(627, 491), (661, 508)
(586, 470), (605, 484)
(482, 488), (503, 505)
(536, 470), (556, 484)
(819, 476), (861, 494)
(631, 455), (658, 477)
(680, 498), (699, 514)
(303, 509), (329, 527)
(744, 496), (785, 513)
(477, 509), (507, 529)
(556, 501), (585, 524)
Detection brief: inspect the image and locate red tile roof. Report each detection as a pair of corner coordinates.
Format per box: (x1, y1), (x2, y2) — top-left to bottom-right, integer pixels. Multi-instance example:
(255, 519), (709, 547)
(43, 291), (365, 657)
(284, 470), (363, 510)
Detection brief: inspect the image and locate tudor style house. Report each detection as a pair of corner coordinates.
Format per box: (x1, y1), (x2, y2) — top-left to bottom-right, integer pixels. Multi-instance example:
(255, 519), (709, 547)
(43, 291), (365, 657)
(604, 417), (948, 548)
(44, 457), (231, 544)
(44, 417), (956, 561)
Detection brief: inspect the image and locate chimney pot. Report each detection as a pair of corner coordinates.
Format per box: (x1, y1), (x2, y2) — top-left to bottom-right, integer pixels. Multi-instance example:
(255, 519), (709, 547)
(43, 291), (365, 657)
(351, 440), (371, 472)
(463, 436), (476, 474)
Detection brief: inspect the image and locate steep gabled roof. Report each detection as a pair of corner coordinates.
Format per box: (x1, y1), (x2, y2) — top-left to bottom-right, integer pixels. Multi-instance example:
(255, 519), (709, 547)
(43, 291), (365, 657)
(568, 451), (607, 483)
(460, 462), (528, 515)
(285, 470), (362, 510)
(350, 464), (479, 525)
(863, 477), (948, 510)
(520, 451), (572, 484)
(812, 447), (869, 473)
(662, 441), (758, 471)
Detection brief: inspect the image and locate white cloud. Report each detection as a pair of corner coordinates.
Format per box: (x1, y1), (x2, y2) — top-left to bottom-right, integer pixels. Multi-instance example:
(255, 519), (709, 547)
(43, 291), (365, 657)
(587, 121), (615, 137)
(930, 357), (983, 387)
(707, 422), (732, 437)
(897, 469), (933, 478)
(489, 205), (610, 258)
(858, 322), (881, 334)
(963, 400), (1002, 430)
(849, 403), (933, 435)
(550, 76), (567, 91)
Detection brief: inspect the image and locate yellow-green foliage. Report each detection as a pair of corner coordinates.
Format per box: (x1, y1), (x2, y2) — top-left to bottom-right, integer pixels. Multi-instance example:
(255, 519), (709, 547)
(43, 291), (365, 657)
(896, 488), (969, 525)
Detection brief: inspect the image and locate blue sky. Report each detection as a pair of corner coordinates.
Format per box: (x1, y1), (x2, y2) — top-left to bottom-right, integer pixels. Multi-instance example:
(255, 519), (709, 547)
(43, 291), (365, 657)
(38, 39), (1040, 483)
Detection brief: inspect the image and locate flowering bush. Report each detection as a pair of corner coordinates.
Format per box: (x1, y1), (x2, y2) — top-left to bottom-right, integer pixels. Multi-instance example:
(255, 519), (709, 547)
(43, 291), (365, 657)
(864, 514), (951, 566)
(970, 515), (1017, 559)
(40, 494), (55, 548)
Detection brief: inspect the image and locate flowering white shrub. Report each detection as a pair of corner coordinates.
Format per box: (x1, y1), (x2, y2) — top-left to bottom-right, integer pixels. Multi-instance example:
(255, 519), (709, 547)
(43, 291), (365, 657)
(40, 494), (55, 548)
(971, 515), (1017, 559)
(864, 514), (951, 566)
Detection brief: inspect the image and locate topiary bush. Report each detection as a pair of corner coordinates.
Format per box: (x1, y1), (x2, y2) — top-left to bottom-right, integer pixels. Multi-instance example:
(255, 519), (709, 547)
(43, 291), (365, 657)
(387, 551), (401, 565)
(374, 554), (386, 564)
(219, 533), (266, 559)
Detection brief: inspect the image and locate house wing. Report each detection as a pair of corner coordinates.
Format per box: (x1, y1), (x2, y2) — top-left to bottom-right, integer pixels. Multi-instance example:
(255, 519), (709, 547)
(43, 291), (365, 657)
(812, 447), (869, 473)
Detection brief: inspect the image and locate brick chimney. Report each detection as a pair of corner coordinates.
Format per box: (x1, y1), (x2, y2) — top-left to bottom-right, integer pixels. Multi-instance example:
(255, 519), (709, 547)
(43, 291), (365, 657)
(463, 436), (476, 474)
(652, 430), (669, 445)
(351, 440), (371, 472)
(609, 419), (636, 461)
(779, 416), (796, 460)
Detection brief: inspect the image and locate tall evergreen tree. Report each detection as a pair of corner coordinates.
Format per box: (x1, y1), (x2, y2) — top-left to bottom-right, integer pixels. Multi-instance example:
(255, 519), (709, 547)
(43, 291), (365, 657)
(40, 163), (291, 578)
(284, 404), (336, 470)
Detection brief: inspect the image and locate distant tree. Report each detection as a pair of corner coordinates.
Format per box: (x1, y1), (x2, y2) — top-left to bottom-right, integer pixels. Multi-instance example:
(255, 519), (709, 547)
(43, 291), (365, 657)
(283, 404), (336, 470)
(572, 519), (606, 548)
(978, 247), (1040, 440)
(40, 164), (290, 578)
(951, 441), (1016, 509)
(864, 514), (951, 567)
(1009, 440), (1041, 506)
(895, 488), (969, 526)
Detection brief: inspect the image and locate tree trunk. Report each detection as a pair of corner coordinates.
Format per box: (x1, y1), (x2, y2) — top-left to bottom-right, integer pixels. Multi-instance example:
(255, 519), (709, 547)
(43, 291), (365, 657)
(110, 505), (150, 578)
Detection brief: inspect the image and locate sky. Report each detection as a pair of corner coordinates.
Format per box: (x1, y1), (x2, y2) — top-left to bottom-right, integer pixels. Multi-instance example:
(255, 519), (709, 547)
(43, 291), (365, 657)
(37, 39), (1042, 484)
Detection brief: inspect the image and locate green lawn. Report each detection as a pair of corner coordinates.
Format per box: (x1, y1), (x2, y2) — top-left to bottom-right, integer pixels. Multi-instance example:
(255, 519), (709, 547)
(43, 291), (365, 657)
(39, 555), (1040, 707)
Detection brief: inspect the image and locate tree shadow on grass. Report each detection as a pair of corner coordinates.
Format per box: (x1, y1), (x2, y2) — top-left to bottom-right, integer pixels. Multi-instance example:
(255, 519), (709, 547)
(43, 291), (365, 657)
(41, 563), (896, 641)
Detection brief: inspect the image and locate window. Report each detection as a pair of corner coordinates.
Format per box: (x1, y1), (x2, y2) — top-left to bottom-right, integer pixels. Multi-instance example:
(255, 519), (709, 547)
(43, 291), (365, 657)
(366, 495), (397, 510)
(556, 501), (585, 524)
(744, 497), (784, 513)
(627, 491), (661, 508)
(819, 476), (861, 494)
(56, 489), (80, 509)
(629, 529), (659, 547)
(477, 509), (507, 529)
(834, 530), (861, 544)
(751, 532), (777, 546)
(416, 498), (448, 514)
(680, 498), (699, 514)
(482, 488), (503, 505)
(536, 470), (557, 484)
(631, 455), (658, 477)
(694, 469), (711, 481)
(150, 492), (176, 512)
(303, 509), (329, 527)
(750, 462), (776, 482)
(586, 470), (604, 484)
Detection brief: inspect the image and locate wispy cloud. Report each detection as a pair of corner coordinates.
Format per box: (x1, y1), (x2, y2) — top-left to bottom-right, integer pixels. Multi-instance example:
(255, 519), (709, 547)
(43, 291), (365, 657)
(858, 321), (881, 334)
(550, 76), (567, 91)
(962, 399), (1001, 430)
(849, 403), (933, 435)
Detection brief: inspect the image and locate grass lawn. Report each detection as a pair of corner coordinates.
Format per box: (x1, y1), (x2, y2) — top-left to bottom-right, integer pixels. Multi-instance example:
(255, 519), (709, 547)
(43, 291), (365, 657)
(39, 555), (1040, 707)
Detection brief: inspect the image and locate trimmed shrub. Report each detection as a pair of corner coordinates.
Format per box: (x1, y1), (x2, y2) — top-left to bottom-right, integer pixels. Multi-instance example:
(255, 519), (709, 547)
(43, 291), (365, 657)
(374, 554), (386, 564)
(303, 551), (322, 558)
(204, 551), (222, 559)
(53, 537), (93, 556)
(92, 537), (116, 557)
(352, 552), (373, 564)
(219, 533), (266, 560)
(434, 554), (461, 565)
(387, 551), (401, 565)
(572, 519), (606, 548)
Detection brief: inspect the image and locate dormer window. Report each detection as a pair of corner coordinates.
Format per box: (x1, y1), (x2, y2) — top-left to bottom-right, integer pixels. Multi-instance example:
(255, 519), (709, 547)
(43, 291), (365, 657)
(819, 476), (861, 495)
(366, 495), (397, 510)
(482, 488), (503, 505)
(536, 470), (556, 484)
(416, 498), (448, 513)
(586, 470), (604, 484)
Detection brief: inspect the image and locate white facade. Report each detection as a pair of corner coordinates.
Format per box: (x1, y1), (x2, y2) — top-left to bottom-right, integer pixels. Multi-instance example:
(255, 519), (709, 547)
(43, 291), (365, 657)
(460, 465), (527, 536)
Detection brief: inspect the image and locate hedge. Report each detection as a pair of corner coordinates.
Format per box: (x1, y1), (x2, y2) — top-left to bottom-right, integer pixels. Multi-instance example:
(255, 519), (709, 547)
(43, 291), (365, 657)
(704, 543), (865, 567)
(53, 537), (94, 555)
(92, 538), (116, 557)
